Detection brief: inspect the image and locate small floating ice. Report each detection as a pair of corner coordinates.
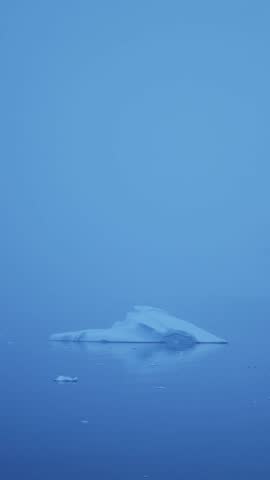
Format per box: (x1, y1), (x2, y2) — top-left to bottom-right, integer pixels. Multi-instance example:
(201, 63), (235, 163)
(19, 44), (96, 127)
(54, 376), (78, 383)
(80, 419), (89, 424)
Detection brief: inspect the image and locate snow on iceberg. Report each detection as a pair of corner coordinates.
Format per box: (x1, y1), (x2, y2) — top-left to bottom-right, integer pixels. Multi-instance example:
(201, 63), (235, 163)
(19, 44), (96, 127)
(50, 306), (226, 346)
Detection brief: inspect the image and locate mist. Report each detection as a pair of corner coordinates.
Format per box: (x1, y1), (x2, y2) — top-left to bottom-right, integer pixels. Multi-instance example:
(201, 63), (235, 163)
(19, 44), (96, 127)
(1, 1), (270, 339)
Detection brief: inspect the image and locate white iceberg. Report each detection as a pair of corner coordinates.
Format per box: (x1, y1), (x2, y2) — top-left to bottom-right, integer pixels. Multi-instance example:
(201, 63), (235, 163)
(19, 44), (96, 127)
(54, 375), (78, 383)
(50, 306), (226, 346)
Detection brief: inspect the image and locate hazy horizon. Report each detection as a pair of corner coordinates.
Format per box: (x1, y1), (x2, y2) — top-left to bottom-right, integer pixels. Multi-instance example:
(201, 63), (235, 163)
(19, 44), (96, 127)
(2, 1), (270, 335)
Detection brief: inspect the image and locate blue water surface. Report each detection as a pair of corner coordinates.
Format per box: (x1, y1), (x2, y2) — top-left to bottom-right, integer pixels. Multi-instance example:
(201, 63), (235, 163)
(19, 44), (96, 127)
(1, 299), (270, 479)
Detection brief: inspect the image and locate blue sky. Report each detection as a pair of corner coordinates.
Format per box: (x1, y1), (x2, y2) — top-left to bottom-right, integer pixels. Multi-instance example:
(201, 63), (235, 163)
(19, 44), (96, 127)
(1, 1), (270, 334)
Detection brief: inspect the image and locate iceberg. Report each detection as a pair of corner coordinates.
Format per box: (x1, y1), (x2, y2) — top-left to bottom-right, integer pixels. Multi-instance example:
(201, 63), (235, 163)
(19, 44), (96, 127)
(50, 305), (226, 346)
(54, 375), (78, 383)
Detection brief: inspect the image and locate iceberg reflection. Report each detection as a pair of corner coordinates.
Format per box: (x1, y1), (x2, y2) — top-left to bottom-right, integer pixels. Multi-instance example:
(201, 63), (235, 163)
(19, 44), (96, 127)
(51, 340), (225, 372)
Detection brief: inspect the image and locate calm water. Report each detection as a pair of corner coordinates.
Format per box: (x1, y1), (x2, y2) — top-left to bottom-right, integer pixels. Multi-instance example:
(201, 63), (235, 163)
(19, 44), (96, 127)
(1, 299), (270, 479)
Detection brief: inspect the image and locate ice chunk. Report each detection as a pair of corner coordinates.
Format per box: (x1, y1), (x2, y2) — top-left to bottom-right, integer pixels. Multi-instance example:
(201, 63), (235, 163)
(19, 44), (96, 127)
(50, 306), (226, 345)
(54, 376), (78, 383)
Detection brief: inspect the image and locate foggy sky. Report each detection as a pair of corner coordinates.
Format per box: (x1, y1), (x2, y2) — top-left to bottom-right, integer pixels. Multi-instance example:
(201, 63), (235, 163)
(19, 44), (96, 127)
(1, 1), (270, 336)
